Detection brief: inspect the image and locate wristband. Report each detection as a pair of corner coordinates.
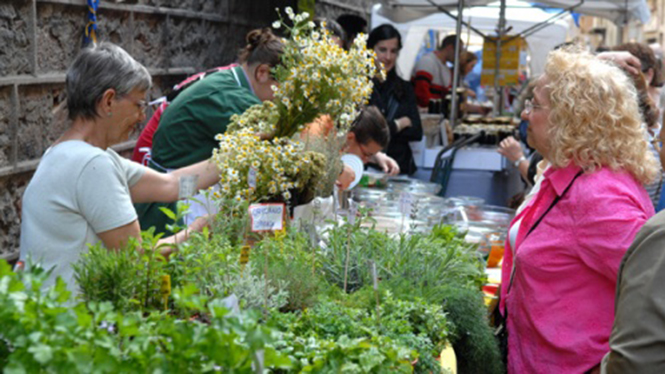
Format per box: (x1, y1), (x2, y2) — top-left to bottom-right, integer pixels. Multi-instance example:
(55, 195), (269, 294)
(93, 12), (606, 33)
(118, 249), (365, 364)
(513, 156), (526, 168)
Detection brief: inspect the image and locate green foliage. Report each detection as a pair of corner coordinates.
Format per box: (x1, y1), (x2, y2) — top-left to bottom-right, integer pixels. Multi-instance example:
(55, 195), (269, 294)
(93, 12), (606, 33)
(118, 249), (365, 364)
(73, 229), (168, 312)
(272, 333), (414, 373)
(271, 292), (450, 374)
(251, 228), (326, 312)
(0, 260), (292, 373)
(209, 197), (251, 246)
(439, 286), (504, 374)
(166, 231), (238, 301)
(382, 233), (486, 304)
(320, 217), (486, 298)
(319, 212), (386, 292)
(65, 203), (494, 374)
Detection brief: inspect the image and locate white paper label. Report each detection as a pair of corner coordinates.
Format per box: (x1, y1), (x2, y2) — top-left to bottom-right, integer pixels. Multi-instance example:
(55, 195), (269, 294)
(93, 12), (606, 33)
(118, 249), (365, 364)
(371, 261), (378, 291)
(399, 192), (413, 216)
(348, 204), (358, 225)
(178, 175), (199, 199)
(248, 167), (257, 189)
(249, 203), (284, 232)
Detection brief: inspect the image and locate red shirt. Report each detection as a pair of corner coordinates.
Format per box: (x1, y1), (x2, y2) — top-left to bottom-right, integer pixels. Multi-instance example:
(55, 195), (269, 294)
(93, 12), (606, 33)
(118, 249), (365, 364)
(131, 64), (238, 164)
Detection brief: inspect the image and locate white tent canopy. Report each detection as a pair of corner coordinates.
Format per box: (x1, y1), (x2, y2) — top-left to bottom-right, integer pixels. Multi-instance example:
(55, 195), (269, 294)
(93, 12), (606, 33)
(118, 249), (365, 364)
(371, 1), (571, 79)
(378, 0), (650, 24)
(533, 0), (649, 24)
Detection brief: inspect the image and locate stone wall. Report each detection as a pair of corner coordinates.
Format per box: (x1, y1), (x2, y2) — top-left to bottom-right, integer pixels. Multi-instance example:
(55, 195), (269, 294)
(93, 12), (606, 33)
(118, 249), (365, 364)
(315, 0), (373, 21)
(0, 0), (298, 261)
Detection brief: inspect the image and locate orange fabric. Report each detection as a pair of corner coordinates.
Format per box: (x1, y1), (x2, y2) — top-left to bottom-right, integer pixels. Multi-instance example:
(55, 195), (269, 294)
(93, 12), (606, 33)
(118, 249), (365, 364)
(300, 114), (335, 140)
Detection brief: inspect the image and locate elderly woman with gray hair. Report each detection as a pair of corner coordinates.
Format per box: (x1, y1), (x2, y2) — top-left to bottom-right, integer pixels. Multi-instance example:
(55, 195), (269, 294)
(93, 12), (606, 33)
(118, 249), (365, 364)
(18, 42), (220, 294)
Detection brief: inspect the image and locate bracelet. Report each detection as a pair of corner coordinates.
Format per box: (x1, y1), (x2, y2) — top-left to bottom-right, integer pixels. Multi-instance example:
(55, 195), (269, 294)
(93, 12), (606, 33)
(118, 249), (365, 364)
(513, 156), (526, 168)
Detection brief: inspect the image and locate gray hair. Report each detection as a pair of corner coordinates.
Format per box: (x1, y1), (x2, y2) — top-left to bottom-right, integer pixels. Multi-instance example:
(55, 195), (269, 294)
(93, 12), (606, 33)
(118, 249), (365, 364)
(66, 42), (151, 121)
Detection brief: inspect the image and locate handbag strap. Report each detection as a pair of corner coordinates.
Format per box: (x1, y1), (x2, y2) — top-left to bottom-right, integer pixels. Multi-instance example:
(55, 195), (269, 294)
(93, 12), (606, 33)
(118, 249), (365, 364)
(506, 170), (583, 294)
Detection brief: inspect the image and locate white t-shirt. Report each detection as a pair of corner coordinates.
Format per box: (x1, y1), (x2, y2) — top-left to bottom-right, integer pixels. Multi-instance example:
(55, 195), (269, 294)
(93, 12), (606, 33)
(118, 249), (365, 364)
(19, 141), (145, 293)
(510, 160), (550, 250)
(412, 52), (452, 90)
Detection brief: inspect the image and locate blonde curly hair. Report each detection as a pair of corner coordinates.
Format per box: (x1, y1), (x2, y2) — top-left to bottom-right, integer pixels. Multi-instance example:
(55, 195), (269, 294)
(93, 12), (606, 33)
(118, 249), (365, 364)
(544, 48), (658, 185)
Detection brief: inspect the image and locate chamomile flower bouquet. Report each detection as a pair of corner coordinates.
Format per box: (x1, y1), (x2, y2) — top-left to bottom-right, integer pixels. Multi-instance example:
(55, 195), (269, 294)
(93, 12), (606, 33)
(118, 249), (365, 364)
(212, 8), (378, 206)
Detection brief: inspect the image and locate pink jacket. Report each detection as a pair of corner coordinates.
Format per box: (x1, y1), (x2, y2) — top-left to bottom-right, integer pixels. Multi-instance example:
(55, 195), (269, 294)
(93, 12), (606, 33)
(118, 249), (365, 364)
(500, 164), (653, 373)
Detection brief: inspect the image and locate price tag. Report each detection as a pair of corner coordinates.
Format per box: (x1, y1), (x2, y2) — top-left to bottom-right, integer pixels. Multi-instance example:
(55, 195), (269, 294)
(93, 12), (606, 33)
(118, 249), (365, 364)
(160, 274), (171, 298)
(248, 167), (258, 189)
(248, 203), (285, 232)
(178, 175), (199, 199)
(239, 245), (251, 265)
(399, 192), (413, 216)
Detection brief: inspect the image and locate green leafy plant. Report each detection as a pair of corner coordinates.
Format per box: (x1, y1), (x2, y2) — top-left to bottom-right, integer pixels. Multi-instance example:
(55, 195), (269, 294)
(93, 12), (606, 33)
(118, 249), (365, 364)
(439, 286), (504, 374)
(73, 229), (168, 312)
(0, 260), (292, 373)
(271, 333), (414, 373)
(250, 228), (327, 313)
(270, 291), (450, 374)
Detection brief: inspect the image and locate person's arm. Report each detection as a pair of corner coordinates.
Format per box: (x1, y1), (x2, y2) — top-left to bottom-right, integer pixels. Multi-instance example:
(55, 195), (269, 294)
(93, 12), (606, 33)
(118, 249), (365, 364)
(597, 51), (642, 76)
(601, 214), (665, 373)
(78, 154), (210, 256)
(574, 189), (651, 282)
(574, 186), (652, 372)
(336, 163), (355, 190)
(388, 83), (423, 142)
(497, 136), (528, 181)
(130, 159), (220, 204)
(370, 152), (400, 175)
(98, 216), (209, 257)
(412, 58), (435, 108)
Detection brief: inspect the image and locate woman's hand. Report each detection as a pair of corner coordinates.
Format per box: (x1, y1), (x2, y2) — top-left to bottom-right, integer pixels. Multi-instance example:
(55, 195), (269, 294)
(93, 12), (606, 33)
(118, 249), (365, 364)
(497, 136), (524, 163)
(188, 215), (211, 233)
(598, 51), (642, 76)
(395, 117), (412, 132)
(371, 152), (400, 175)
(336, 164), (355, 190)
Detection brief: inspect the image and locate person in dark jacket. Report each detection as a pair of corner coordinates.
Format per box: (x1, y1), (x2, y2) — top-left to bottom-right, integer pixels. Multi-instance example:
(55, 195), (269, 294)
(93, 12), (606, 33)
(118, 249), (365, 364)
(367, 24), (423, 175)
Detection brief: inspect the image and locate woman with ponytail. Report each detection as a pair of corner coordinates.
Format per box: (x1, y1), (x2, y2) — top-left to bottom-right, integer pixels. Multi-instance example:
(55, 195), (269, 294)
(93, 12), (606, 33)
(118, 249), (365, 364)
(136, 28), (284, 234)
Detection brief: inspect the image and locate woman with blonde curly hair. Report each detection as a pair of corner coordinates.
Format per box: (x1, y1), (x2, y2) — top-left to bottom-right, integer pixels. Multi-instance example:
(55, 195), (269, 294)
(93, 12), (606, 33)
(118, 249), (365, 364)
(499, 48), (658, 373)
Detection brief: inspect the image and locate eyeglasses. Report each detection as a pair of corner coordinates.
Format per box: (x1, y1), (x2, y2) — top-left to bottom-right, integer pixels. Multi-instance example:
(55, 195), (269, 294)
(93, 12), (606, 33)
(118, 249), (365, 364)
(358, 142), (378, 160)
(523, 99), (548, 115)
(122, 97), (149, 113)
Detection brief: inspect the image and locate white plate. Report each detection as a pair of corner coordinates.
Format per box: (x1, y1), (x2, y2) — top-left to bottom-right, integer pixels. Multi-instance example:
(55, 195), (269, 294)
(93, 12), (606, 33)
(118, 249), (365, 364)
(340, 153), (363, 190)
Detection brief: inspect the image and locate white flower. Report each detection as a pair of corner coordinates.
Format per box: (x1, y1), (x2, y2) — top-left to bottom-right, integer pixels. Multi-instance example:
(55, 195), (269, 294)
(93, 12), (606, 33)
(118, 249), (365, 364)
(272, 21), (281, 29)
(302, 12), (310, 19)
(295, 14), (303, 23)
